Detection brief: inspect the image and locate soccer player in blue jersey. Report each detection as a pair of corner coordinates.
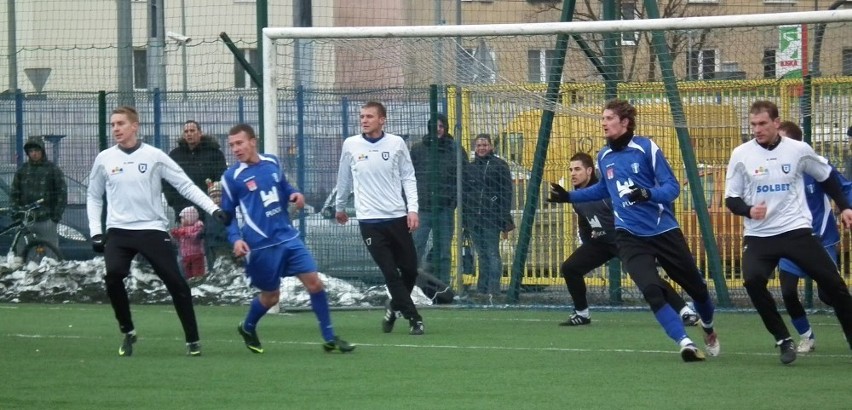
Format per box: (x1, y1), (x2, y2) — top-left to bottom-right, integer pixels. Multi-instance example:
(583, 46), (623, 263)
(549, 99), (719, 362)
(220, 124), (354, 354)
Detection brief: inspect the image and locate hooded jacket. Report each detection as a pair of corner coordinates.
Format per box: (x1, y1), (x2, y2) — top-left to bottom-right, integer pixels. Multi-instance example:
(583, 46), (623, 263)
(11, 136), (67, 222)
(163, 134), (227, 213)
(409, 114), (467, 211)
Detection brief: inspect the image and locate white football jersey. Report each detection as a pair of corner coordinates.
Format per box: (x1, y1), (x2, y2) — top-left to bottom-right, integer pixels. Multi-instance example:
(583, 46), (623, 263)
(725, 137), (832, 237)
(335, 132), (418, 220)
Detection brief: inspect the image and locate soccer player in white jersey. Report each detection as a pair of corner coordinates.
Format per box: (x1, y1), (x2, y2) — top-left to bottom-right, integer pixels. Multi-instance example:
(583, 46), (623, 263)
(725, 100), (852, 364)
(334, 101), (425, 335)
(86, 106), (229, 357)
(220, 124), (354, 354)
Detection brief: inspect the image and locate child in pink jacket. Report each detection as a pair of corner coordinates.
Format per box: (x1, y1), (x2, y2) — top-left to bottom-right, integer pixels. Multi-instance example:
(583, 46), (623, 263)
(171, 206), (205, 279)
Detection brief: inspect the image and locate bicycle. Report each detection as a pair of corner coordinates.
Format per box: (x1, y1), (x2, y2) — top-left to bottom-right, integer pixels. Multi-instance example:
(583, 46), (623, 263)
(0, 199), (64, 265)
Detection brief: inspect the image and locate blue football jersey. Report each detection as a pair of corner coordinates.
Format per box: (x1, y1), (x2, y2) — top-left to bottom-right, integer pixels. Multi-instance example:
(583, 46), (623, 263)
(221, 154), (300, 249)
(570, 135), (681, 236)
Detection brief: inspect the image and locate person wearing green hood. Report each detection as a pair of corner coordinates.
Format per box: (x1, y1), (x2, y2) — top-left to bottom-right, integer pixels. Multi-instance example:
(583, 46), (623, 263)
(11, 136), (68, 251)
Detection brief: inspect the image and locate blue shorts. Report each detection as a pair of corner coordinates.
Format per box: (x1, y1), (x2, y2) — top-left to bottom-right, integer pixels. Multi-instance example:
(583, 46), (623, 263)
(244, 240), (318, 291)
(778, 244), (837, 278)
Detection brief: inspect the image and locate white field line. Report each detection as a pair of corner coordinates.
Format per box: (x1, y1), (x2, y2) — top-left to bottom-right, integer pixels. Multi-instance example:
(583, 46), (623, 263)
(6, 332), (850, 359)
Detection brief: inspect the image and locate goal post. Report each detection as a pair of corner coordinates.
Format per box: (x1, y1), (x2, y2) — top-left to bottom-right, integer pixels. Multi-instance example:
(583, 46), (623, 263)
(261, 9), (852, 301)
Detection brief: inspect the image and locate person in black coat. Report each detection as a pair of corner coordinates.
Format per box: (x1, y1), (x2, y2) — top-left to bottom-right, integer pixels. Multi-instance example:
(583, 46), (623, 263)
(462, 134), (513, 294)
(409, 114), (467, 285)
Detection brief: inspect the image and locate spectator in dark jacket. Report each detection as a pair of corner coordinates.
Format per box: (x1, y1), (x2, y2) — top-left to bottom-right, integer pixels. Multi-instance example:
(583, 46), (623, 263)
(164, 121), (227, 218)
(163, 120), (228, 267)
(463, 134), (513, 294)
(409, 114), (467, 284)
(11, 136), (67, 250)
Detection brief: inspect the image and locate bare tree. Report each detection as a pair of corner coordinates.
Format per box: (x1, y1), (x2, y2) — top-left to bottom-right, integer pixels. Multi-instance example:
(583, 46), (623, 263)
(530, 0), (711, 82)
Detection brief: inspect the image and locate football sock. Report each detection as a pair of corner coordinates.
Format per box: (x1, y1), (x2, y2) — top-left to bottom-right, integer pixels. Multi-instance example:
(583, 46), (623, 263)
(654, 304), (688, 344)
(692, 297), (715, 329)
(243, 298), (269, 332)
(310, 290), (335, 342)
(575, 309), (590, 318)
(791, 316), (811, 337)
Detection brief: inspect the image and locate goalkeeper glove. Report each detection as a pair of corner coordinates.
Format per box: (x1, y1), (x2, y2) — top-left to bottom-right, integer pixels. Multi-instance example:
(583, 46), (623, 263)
(547, 182), (570, 203)
(626, 185), (651, 203)
(91, 234), (106, 253)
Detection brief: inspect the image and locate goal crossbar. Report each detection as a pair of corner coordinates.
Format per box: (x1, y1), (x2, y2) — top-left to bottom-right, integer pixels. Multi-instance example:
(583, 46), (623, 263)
(261, 9), (852, 154)
(264, 9), (852, 39)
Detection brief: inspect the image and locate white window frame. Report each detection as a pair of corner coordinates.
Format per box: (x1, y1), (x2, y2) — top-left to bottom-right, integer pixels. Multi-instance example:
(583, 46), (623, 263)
(620, 1), (640, 46)
(687, 49), (719, 80)
(528, 49), (563, 83)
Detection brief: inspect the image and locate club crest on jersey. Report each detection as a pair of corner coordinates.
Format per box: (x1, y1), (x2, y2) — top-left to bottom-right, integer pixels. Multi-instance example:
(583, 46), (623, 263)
(138, 163), (148, 173)
(382, 152), (390, 161)
(246, 179), (257, 191)
(631, 163), (640, 173)
(606, 167), (614, 180)
(781, 164), (791, 174)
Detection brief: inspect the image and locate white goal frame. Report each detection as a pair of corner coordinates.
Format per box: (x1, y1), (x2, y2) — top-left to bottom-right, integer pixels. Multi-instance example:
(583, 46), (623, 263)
(261, 9), (852, 154)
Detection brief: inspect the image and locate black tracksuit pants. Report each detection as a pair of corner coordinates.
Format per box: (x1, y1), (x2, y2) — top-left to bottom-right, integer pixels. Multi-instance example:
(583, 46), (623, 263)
(359, 217), (422, 322)
(615, 229), (711, 313)
(743, 228), (852, 343)
(561, 239), (690, 313)
(104, 228), (200, 343)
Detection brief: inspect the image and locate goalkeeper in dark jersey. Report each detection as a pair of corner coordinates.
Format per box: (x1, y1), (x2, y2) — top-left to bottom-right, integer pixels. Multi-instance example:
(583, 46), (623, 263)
(552, 152), (698, 328)
(550, 99), (719, 362)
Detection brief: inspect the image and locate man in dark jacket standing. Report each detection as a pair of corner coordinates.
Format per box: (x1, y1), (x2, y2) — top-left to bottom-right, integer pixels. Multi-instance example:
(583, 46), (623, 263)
(463, 134), (512, 294)
(11, 136), (67, 250)
(410, 114), (466, 285)
(163, 120), (228, 268)
(164, 121), (227, 218)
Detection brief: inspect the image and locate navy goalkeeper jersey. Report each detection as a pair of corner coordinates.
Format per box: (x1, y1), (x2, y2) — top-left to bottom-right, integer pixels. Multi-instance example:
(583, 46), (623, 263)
(570, 134), (681, 237)
(220, 154), (299, 250)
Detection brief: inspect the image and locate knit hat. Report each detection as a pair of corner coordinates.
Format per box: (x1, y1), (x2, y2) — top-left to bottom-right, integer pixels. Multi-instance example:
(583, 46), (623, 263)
(179, 206), (199, 225)
(206, 178), (222, 206)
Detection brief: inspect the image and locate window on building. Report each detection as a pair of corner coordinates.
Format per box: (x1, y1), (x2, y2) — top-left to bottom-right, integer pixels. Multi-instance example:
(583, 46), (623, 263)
(621, 1), (639, 45)
(843, 48), (852, 76)
(763, 49), (776, 79)
(234, 48), (259, 89)
(687, 49), (717, 80)
(133, 49), (147, 89)
(528, 49), (557, 83)
(458, 46), (497, 84)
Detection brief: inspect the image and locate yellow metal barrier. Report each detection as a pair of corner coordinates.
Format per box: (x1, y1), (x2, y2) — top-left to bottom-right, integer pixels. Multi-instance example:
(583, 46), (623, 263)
(447, 78), (852, 288)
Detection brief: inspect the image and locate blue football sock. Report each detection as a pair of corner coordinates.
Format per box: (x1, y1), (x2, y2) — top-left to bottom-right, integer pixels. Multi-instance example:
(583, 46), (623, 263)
(693, 297), (715, 328)
(790, 316), (811, 337)
(310, 290), (335, 342)
(243, 298), (269, 332)
(654, 304), (689, 345)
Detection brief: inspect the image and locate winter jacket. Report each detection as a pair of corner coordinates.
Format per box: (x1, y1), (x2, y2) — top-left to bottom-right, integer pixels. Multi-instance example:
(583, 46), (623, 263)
(410, 133), (466, 211)
(462, 153), (512, 230)
(163, 135), (227, 214)
(11, 136), (67, 222)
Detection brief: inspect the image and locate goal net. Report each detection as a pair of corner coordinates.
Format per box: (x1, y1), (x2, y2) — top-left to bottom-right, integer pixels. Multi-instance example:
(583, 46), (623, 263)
(263, 10), (852, 302)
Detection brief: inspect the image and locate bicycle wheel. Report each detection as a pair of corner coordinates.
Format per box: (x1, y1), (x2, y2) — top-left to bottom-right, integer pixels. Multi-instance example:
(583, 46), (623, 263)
(22, 239), (64, 264)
